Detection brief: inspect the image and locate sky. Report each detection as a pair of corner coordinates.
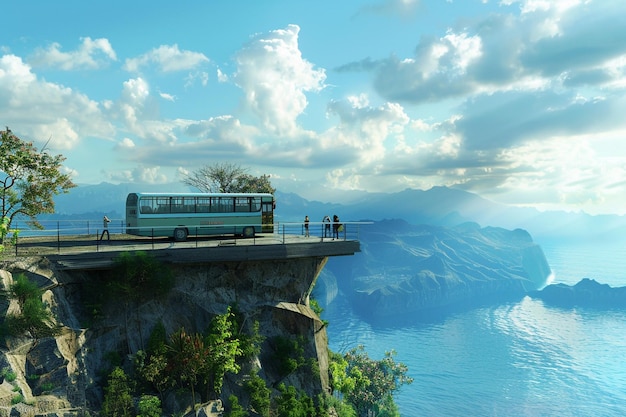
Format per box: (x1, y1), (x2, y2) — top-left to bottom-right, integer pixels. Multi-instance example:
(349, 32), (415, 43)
(1, 0), (625, 215)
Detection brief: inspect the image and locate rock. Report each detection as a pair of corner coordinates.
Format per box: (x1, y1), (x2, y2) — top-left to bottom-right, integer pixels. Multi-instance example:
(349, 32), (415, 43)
(531, 278), (626, 309)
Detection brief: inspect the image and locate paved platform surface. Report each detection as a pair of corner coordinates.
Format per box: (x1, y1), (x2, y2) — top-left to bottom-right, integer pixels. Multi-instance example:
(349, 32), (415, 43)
(13, 233), (360, 270)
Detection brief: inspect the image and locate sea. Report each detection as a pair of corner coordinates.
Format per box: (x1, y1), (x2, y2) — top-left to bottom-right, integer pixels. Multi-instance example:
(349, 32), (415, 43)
(322, 240), (626, 416)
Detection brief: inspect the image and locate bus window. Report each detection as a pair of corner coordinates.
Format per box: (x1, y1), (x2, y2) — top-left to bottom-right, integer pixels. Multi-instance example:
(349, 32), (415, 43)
(197, 197), (210, 213)
(156, 197), (170, 213)
(251, 197), (261, 212)
(218, 197), (234, 213)
(139, 197), (158, 214)
(171, 197), (184, 213)
(235, 197), (251, 212)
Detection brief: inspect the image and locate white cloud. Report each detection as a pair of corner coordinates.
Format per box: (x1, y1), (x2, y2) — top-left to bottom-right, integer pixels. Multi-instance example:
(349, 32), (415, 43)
(106, 166), (169, 184)
(234, 24), (326, 136)
(29, 37), (117, 70)
(124, 44), (209, 73)
(0, 54), (113, 149)
(118, 138), (136, 149)
(159, 91), (176, 101)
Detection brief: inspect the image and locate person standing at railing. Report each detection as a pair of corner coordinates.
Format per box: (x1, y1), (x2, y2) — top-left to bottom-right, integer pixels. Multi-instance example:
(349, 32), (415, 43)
(100, 215), (111, 241)
(304, 215), (310, 237)
(332, 214), (341, 240)
(323, 215), (331, 238)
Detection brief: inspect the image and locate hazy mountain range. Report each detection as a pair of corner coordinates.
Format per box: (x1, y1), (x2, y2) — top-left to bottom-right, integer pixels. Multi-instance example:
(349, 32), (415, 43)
(51, 182), (626, 241)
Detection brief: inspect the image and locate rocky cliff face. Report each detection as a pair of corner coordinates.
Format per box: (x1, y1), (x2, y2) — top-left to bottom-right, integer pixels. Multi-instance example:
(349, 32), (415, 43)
(0, 254), (329, 415)
(320, 220), (551, 320)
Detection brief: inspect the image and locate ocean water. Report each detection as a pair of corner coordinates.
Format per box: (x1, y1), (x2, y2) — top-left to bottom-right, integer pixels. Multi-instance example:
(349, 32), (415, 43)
(323, 240), (626, 416)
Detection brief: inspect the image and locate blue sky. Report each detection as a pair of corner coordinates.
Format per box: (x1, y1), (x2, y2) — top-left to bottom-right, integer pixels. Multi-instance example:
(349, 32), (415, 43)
(2, 0), (625, 215)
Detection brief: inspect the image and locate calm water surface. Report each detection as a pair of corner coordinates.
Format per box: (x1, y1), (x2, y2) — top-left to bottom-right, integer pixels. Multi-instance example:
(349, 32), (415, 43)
(323, 241), (626, 416)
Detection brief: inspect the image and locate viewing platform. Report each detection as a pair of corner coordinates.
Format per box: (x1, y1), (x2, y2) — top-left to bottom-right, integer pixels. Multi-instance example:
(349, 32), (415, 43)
(7, 223), (364, 270)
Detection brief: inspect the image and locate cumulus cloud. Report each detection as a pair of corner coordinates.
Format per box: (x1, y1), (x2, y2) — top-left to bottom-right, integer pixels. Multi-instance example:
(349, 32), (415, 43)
(112, 77), (178, 143)
(233, 24), (326, 136)
(0, 54), (113, 149)
(106, 166), (168, 184)
(124, 44), (209, 73)
(29, 37), (117, 70)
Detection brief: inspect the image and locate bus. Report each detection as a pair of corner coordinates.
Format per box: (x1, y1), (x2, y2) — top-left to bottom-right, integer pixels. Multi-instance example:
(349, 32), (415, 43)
(125, 192), (275, 241)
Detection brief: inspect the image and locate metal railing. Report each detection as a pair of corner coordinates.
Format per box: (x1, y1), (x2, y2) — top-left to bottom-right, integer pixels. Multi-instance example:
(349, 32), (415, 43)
(3, 219), (367, 256)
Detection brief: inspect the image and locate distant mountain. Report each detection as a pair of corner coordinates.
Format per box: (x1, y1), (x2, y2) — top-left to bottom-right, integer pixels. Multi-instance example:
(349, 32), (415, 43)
(51, 182), (626, 241)
(52, 182), (190, 217)
(315, 219), (551, 321)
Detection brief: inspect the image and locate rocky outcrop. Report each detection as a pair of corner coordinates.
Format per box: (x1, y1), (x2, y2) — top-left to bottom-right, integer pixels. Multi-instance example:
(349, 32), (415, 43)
(326, 220), (551, 319)
(0, 254), (330, 415)
(530, 278), (626, 309)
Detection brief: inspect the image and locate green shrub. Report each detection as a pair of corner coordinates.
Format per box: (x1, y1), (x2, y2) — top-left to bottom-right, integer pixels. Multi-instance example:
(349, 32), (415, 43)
(244, 370), (270, 417)
(272, 335), (306, 378)
(273, 383), (315, 417)
(225, 395), (248, 417)
(11, 393), (24, 405)
(137, 395), (162, 417)
(2, 273), (59, 340)
(40, 382), (55, 393)
(2, 368), (17, 382)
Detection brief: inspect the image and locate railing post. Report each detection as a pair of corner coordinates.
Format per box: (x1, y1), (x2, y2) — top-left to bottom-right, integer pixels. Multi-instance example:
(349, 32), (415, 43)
(57, 221), (61, 253)
(151, 228), (154, 250)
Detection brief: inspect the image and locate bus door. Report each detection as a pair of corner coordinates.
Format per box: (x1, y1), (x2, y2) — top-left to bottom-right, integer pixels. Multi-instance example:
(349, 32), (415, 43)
(261, 200), (274, 233)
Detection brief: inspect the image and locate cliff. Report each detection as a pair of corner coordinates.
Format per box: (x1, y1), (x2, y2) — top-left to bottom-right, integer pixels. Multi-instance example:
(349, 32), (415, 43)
(319, 220), (551, 320)
(0, 251), (331, 415)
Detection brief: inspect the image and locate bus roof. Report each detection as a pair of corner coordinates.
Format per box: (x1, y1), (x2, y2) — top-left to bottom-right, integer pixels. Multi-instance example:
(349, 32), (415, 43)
(129, 192), (274, 198)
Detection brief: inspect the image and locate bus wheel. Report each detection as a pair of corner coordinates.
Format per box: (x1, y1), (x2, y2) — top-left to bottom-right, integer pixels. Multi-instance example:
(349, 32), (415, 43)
(242, 226), (255, 238)
(174, 228), (188, 242)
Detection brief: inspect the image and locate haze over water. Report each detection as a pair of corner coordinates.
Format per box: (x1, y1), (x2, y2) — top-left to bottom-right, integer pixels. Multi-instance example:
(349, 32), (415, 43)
(323, 240), (626, 416)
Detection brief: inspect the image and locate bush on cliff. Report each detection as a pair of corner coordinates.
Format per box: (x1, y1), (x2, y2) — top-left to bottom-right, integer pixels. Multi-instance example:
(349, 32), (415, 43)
(0, 273), (60, 342)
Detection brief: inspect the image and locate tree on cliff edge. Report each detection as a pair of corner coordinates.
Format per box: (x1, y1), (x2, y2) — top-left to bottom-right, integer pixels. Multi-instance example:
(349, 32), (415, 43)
(0, 128), (75, 244)
(182, 162), (275, 194)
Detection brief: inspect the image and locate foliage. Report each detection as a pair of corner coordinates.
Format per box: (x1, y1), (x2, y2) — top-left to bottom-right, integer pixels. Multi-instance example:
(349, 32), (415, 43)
(101, 367), (133, 417)
(273, 383), (316, 417)
(231, 305), (264, 360)
(135, 321), (173, 396)
(309, 298), (329, 327)
(110, 251), (174, 302)
(168, 327), (208, 406)
(0, 128), (76, 244)
(225, 395), (248, 417)
(0, 216), (19, 254)
(1, 273), (60, 340)
(1, 368), (17, 382)
(203, 306), (242, 398)
(182, 162), (275, 194)
(339, 346), (413, 417)
(323, 394), (357, 417)
(244, 370), (270, 417)
(137, 395), (162, 417)
(272, 335), (306, 378)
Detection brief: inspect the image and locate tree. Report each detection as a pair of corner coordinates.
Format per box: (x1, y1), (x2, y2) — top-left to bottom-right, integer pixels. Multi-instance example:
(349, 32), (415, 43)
(182, 162), (275, 194)
(204, 306), (242, 398)
(101, 367), (133, 417)
(0, 128), (76, 244)
(168, 328), (209, 407)
(339, 346), (413, 417)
